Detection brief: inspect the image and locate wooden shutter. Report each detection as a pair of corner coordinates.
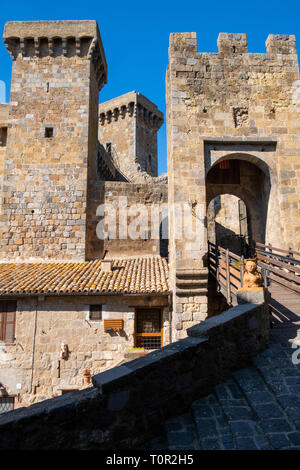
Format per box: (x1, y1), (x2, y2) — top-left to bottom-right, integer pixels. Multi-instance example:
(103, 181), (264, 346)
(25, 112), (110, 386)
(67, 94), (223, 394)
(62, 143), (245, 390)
(0, 301), (16, 342)
(90, 305), (102, 321)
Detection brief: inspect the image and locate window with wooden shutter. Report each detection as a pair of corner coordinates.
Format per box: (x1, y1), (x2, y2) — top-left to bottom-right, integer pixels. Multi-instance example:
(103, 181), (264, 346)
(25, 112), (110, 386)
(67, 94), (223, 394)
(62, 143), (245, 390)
(89, 305), (102, 321)
(0, 301), (17, 343)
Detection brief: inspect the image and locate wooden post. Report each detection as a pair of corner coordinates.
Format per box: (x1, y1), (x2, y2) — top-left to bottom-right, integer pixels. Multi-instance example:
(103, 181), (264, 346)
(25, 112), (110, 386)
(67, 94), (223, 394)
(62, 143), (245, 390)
(216, 246), (220, 292)
(261, 267), (267, 288)
(225, 249), (231, 304)
(240, 255), (244, 288)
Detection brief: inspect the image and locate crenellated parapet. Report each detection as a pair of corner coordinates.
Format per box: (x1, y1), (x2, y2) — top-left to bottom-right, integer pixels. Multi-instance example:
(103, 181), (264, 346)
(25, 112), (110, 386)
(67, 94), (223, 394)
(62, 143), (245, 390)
(3, 20), (107, 89)
(99, 91), (164, 130)
(169, 31), (297, 58)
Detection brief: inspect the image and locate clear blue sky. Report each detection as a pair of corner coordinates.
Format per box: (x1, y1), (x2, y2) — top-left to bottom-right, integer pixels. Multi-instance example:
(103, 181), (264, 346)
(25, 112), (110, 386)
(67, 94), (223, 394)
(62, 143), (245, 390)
(0, 0), (299, 174)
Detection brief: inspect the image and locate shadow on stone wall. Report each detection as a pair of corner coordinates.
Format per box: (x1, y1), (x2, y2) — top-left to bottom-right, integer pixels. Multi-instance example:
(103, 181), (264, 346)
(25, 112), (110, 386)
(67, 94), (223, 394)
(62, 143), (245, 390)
(214, 222), (250, 257)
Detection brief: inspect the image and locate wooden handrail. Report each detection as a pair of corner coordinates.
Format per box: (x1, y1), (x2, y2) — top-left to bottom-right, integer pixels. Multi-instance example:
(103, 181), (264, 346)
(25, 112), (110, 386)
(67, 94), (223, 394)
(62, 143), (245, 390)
(257, 253), (300, 274)
(256, 242), (300, 258)
(208, 241), (300, 300)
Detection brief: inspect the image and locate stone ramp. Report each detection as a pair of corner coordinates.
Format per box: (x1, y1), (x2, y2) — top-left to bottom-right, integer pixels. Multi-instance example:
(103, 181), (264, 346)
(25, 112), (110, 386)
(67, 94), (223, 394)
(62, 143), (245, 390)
(143, 343), (300, 450)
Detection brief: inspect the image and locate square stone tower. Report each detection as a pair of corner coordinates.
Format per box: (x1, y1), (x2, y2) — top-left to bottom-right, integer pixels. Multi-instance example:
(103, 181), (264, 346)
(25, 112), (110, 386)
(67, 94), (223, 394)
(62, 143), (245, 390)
(98, 91), (164, 182)
(0, 21), (107, 262)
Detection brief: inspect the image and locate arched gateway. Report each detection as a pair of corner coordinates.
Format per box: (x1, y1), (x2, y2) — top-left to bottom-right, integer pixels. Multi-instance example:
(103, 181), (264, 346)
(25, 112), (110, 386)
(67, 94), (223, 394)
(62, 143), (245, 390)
(206, 153), (274, 248)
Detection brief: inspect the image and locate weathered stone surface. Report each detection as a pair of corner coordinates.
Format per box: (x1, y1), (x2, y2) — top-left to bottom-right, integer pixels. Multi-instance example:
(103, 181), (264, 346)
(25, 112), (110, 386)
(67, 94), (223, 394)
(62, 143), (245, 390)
(0, 295), (170, 406)
(0, 21), (107, 262)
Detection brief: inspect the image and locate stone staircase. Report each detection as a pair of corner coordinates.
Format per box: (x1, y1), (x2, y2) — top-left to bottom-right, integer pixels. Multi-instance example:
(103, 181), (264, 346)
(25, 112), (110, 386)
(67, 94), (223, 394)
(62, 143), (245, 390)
(143, 343), (300, 450)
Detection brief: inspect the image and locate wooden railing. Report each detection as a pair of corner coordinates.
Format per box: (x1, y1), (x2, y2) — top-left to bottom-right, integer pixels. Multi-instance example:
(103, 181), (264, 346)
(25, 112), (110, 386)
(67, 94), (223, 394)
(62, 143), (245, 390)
(208, 241), (300, 303)
(208, 241), (244, 305)
(255, 242), (300, 294)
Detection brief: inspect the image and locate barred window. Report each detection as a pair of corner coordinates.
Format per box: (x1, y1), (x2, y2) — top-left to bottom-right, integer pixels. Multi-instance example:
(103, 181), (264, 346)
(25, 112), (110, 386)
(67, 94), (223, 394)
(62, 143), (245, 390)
(0, 397), (14, 414)
(89, 305), (102, 321)
(0, 301), (17, 343)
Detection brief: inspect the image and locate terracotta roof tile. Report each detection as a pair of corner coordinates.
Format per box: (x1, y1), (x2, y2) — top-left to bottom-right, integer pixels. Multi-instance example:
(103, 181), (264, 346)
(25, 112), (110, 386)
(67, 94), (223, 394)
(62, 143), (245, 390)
(0, 256), (170, 297)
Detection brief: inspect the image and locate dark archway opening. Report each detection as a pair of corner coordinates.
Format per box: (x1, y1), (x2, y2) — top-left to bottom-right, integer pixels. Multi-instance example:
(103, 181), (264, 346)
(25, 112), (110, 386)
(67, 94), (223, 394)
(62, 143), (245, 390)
(206, 158), (271, 249)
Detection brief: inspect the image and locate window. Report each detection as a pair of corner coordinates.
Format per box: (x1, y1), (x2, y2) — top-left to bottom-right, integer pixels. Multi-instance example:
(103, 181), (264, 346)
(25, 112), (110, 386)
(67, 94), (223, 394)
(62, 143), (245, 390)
(106, 142), (112, 155)
(89, 305), (102, 321)
(0, 301), (16, 343)
(0, 127), (7, 146)
(0, 396), (14, 414)
(135, 308), (162, 350)
(45, 127), (53, 138)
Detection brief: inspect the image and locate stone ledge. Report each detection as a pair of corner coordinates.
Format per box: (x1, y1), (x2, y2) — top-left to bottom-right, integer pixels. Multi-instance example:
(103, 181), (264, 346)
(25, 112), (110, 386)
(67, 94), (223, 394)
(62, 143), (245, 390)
(187, 303), (260, 338)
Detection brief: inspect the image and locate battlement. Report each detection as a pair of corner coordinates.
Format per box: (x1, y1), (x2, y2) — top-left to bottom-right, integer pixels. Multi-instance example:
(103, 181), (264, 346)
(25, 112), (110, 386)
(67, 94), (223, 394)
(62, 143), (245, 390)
(217, 33), (248, 54)
(99, 91), (164, 130)
(265, 34), (296, 55)
(169, 31), (297, 57)
(3, 20), (107, 89)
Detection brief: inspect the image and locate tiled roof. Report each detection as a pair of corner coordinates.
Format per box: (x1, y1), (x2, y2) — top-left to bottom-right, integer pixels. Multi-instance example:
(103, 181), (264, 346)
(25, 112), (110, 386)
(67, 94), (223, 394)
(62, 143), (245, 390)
(0, 256), (170, 296)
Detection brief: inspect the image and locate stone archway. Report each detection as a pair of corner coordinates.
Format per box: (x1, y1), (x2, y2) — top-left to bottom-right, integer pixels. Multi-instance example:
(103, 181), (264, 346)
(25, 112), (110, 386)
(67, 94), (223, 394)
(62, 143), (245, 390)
(206, 156), (273, 247)
(207, 194), (249, 256)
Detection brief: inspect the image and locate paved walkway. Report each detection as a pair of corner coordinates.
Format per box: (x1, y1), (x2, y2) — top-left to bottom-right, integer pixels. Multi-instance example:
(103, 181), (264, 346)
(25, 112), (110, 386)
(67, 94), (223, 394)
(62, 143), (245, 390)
(143, 283), (300, 450)
(268, 283), (300, 345)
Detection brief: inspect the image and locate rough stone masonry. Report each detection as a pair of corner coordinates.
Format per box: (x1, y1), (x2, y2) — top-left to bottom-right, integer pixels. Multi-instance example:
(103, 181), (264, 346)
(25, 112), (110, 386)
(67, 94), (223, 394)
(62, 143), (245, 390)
(166, 32), (300, 340)
(0, 21), (107, 262)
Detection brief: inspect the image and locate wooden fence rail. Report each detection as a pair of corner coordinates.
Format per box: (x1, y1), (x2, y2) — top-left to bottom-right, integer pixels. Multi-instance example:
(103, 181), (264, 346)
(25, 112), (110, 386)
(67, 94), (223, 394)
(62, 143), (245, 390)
(255, 242), (300, 294)
(208, 241), (300, 304)
(208, 241), (244, 305)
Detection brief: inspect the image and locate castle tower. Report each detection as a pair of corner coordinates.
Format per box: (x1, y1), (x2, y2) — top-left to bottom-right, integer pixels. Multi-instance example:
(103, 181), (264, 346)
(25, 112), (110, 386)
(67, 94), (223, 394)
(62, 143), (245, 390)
(166, 32), (300, 340)
(98, 91), (164, 181)
(0, 21), (107, 262)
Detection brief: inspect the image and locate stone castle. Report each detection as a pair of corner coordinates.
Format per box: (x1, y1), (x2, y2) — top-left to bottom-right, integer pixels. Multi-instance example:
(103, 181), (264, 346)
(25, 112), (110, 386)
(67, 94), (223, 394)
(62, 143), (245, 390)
(0, 21), (299, 409)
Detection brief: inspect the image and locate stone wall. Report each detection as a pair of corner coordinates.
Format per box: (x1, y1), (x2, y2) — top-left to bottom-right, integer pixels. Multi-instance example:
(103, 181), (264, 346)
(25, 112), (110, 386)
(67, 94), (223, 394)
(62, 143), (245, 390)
(86, 180), (168, 260)
(0, 104), (9, 216)
(166, 32), (300, 342)
(0, 294), (170, 406)
(0, 21), (107, 262)
(0, 301), (270, 449)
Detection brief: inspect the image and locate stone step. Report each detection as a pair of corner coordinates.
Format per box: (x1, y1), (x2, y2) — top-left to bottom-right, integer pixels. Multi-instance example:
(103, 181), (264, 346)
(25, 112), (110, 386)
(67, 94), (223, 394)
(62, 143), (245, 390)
(213, 379), (271, 449)
(162, 343), (300, 450)
(191, 392), (236, 449)
(165, 413), (200, 450)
